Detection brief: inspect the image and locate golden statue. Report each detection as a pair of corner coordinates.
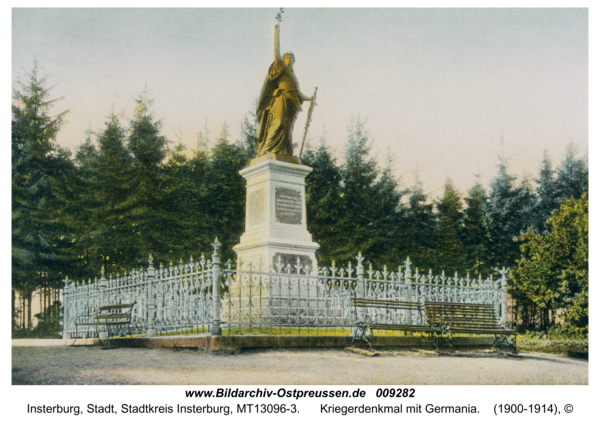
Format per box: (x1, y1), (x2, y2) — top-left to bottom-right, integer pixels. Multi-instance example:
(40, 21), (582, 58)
(255, 24), (314, 159)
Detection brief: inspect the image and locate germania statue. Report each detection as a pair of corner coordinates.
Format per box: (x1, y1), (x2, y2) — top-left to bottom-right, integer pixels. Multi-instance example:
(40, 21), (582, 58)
(255, 23), (315, 159)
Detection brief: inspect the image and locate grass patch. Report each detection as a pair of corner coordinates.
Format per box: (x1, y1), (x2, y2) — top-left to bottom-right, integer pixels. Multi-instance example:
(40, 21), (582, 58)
(516, 330), (588, 357)
(143, 327), (352, 337)
(222, 327), (352, 337)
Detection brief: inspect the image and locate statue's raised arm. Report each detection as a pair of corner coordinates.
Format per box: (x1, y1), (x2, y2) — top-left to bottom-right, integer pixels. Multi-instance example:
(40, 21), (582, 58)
(274, 24), (282, 63)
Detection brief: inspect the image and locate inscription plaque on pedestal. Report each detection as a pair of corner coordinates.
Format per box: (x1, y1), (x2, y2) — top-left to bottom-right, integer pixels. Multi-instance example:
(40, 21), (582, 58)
(275, 187), (302, 225)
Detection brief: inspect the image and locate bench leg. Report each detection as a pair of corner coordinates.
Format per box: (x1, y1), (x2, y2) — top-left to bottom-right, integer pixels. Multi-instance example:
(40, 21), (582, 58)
(96, 326), (104, 347)
(433, 334), (439, 351)
(492, 334), (517, 353)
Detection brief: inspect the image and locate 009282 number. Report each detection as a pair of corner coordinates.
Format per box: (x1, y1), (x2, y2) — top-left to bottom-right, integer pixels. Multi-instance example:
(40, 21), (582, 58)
(375, 388), (415, 398)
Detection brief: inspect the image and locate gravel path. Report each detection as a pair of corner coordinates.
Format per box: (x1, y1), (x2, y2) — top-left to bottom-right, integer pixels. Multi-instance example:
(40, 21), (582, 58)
(12, 340), (588, 385)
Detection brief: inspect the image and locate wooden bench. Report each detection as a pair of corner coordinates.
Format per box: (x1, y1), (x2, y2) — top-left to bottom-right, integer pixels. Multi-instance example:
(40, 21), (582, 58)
(352, 298), (443, 347)
(423, 301), (517, 351)
(73, 302), (136, 345)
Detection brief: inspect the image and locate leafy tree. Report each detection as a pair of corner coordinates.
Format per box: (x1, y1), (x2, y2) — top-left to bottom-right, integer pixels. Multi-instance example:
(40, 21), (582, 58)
(512, 195), (588, 330)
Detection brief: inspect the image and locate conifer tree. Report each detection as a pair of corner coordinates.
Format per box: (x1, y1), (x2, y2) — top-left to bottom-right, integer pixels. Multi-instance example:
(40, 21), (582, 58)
(302, 139), (343, 265)
(463, 180), (489, 276)
(336, 118), (402, 266)
(435, 179), (465, 275)
(532, 152), (559, 234)
(371, 153), (406, 267)
(403, 179), (436, 271)
(71, 134), (103, 278)
(123, 95), (185, 267)
(205, 128), (248, 261)
(12, 65), (69, 329)
(485, 160), (534, 268)
(95, 114), (136, 273)
(555, 144), (588, 202)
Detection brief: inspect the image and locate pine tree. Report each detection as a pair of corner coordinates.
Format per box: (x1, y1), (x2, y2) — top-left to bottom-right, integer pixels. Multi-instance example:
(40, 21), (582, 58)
(463, 180), (489, 276)
(204, 128), (248, 260)
(240, 114), (258, 162)
(302, 139), (343, 265)
(71, 133), (103, 278)
(403, 179), (436, 272)
(336, 118), (402, 266)
(486, 160), (534, 269)
(532, 152), (560, 234)
(94, 114), (136, 273)
(435, 179), (465, 275)
(371, 153), (406, 267)
(12, 65), (69, 329)
(555, 143), (588, 202)
(122, 95), (185, 268)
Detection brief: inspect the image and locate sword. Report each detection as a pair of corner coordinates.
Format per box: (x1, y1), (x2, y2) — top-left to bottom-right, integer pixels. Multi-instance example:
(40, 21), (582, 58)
(299, 87), (318, 160)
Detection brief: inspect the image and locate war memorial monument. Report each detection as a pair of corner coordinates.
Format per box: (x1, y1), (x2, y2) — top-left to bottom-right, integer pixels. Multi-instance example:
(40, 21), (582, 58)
(234, 22), (319, 275)
(62, 13), (511, 350)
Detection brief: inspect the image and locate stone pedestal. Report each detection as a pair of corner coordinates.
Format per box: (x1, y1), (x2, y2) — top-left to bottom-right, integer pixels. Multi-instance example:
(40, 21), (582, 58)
(233, 156), (319, 274)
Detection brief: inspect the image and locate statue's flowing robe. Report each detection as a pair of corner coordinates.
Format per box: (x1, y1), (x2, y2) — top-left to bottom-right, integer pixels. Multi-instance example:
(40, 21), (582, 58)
(256, 61), (303, 157)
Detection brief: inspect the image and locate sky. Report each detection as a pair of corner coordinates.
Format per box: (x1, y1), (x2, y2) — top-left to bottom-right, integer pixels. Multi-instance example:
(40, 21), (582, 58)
(12, 8), (588, 197)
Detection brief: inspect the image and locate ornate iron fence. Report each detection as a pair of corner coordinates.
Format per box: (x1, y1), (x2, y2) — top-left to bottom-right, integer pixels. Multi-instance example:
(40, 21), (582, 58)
(358, 255), (508, 328)
(63, 239), (509, 339)
(220, 256), (355, 335)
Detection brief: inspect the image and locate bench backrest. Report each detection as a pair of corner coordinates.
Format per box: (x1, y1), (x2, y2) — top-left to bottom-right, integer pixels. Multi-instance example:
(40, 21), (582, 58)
(424, 301), (499, 329)
(93, 302), (135, 322)
(352, 298), (422, 310)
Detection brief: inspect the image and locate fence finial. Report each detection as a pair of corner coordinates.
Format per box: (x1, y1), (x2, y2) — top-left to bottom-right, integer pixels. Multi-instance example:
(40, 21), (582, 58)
(275, 255), (283, 273)
(356, 252), (364, 267)
(211, 237), (221, 255)
(101, 265), (105, 279)
(148, 253), (154, 269)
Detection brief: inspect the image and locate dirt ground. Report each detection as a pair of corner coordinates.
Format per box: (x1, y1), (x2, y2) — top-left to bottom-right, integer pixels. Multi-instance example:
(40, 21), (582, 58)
(12, 339), (588, 385)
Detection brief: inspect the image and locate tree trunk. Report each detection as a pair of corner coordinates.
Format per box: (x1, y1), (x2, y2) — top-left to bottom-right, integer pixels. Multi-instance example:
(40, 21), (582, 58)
(21, 296), (25, 329)
(26, 293), (33, 331)
(11, 290), (16, 330)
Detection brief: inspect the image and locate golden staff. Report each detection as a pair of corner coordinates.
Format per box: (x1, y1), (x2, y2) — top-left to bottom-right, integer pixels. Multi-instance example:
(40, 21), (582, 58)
(299, 87), (318, 160)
